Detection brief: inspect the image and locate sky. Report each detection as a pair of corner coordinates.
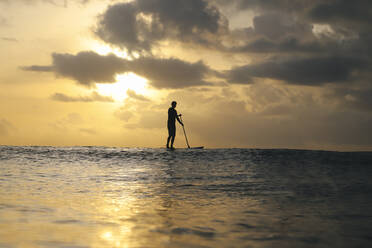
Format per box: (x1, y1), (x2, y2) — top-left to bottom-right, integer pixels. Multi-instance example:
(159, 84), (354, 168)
(0, 0), (371, 150)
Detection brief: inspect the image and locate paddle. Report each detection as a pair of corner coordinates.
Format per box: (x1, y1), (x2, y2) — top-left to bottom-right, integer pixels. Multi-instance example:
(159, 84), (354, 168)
(179, 115), (204, 149)
(179, 115), (190, 148)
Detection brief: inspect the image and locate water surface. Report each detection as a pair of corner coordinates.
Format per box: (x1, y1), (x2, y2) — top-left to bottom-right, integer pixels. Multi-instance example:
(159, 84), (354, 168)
(1, 146), (372, 247)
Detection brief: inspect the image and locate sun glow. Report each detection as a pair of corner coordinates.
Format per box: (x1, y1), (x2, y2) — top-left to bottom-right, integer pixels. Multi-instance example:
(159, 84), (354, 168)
(91, 43), (128, 58)
(90, 42), (148, 102)
(96, 73), (148, 102)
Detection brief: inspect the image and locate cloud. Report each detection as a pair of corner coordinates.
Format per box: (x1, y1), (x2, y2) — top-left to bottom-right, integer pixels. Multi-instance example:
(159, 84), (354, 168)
(235, 0), (313, 12)
(126, 89), (150, 101)
(230, 37), (332, 54)
(129, 57), (214, 88)
(51, 91), (114, 102)
(22, 51), (126, 86)
(329, 87), (372, 112)
(21, 0), (372, 91)
(217, 0), (371, 57)
(225, 11), (337, 55)
(95, 0), (226, 53)
(21, 52), (125, 86)
(309, 0), (372, 28)
(226, 56), (367, 85)
(22, 51), (215, 88)
(96, 2), (143, 52)
(0, 0), (90, 7)
(137, 0), (223, 34)
(228, 0), (372, 37)
(51, 51), (127, 86)
(252, 13), (312, 40)
(21, 65), (53, 72)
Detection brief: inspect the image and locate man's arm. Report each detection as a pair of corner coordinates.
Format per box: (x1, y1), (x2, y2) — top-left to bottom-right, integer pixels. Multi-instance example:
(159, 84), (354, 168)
(176, 113), (183, 126)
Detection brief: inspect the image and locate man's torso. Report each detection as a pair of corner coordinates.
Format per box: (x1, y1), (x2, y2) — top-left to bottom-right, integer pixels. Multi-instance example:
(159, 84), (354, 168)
(168, 107), (177, 124)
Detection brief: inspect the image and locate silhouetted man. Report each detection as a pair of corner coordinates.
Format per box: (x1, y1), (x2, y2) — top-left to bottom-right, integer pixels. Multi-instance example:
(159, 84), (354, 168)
(167, 101), (183, 149)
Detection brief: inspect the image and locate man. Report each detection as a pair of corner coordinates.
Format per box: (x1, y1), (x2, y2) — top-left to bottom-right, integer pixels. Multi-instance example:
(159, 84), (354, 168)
(167, 101), (183, 149)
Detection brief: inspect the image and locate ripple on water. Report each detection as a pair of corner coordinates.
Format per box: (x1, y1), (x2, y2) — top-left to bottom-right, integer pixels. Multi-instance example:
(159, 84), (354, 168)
(0, 146), (372, 248)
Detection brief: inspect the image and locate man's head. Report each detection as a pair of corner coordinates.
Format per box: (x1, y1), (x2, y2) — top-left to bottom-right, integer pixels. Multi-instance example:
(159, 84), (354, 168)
(171, 101), (177, 108)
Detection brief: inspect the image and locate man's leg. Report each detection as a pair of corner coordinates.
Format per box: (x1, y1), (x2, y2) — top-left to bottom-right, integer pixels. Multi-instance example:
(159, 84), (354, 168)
(166, 136), (171, 148)
(170, 135), (175, 148)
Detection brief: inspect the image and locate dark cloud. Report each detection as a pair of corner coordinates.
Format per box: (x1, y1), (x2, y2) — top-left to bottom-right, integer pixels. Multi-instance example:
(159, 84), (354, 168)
(218, 0), (371, 58)
(51, 91), (114, 102)
(225, 11), (340, 55)
(22, 51), (215, 88)
(223, 0), (372, 93)
(96, 2), (145, 52)
(22, 51), (126, 86)
(227, 0), (372, 37)
(235, 0), (315, 12)
(230, 37), (331, 54)
(309, 0), (372, 28)
(126, 89), (150, 101)
(95, 0), (226, 53)
(129, 57), (213, 89)
(308, 0), (372, 59)
(226, 56), (367, 85)
(252, 13), (312, 40)
(52, 51), (127, 86)
(23, 0), (372, 88)
(137, 0), (222, 34)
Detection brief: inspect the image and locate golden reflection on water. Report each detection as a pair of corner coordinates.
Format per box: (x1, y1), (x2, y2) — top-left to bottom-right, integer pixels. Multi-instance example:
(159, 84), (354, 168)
(0, 158), (268, 248)
(0, 185), (165, 247)
(0, 162), (256, 248)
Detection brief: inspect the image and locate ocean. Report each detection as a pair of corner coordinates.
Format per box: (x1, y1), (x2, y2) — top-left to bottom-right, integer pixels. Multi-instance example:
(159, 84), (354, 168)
(0, 146), (372, 248)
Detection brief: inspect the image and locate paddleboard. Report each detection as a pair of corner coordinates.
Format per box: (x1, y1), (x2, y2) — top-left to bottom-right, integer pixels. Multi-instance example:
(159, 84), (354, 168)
(165, 146), (204, 150)
(189, 146), (204, 149)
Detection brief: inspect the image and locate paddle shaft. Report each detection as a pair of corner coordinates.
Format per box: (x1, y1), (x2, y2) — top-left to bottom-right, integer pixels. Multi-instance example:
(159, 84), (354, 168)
(179, 116), (190, 148)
